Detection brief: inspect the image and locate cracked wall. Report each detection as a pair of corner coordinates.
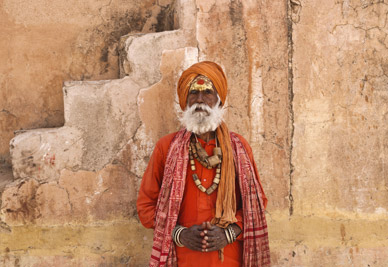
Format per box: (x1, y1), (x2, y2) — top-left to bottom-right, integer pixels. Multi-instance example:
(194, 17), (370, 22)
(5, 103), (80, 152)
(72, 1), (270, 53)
(0, 45), (198, 266)
(272, 0), (388, 265)
(1, 0), (388, 266)
(195, 0), (291, 212)
(0, 0), (176, 168)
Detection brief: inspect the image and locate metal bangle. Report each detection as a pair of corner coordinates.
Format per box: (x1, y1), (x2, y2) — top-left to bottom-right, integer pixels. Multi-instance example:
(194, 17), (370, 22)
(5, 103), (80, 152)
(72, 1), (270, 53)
(172, 226), (178, 240)
(173, 226), (186, 247)
(228, 225), (237, 242)
(224, 228), (232, 244)
(172, 226), (180, 243)
(176, 227), (185, 247)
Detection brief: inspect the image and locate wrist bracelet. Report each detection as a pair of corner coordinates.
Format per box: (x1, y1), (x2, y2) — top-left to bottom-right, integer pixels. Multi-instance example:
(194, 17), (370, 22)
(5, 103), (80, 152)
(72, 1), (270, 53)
(228, 225), (237, 242)
(224, 225), (237, 244)
(172, 225), (186, 247)
(224, 228), (233, 244)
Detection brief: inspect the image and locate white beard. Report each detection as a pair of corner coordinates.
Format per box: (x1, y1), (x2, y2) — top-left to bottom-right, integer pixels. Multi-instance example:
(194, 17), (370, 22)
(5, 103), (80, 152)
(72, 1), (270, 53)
(179, 99), (225, 135)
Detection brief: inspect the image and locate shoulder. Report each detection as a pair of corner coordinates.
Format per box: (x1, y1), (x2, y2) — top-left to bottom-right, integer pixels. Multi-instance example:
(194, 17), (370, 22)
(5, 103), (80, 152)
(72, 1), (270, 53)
(230, 132), (252, 149)
(150, 132), (180, 166)
(230, 132), (247, 143)
(229, 132), (259, 171)
(155, 131), (180, 153)
(230, 132), (254, 158)
(157, 132), (179, 144)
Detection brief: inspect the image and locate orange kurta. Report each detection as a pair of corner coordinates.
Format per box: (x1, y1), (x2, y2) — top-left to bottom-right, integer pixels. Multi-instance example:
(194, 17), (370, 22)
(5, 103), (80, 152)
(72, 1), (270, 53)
(137, 132), (267, 267)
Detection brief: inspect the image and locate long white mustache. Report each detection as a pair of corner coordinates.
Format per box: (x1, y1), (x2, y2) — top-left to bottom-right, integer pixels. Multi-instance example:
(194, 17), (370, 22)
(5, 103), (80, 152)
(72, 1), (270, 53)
(179, 98), (225, 135)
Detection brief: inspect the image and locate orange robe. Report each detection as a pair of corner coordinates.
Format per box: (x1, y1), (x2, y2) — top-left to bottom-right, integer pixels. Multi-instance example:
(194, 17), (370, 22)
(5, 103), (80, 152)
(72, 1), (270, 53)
(137, 132), (267, 267)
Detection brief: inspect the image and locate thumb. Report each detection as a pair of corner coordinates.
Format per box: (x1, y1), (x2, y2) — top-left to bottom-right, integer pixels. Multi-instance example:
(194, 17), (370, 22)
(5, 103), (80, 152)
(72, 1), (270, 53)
(206, 221), (213, 230)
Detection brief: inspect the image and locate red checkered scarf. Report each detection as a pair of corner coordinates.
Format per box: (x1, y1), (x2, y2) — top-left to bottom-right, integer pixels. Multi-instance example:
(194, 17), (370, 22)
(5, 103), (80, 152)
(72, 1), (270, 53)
(149, 129), (270, 266)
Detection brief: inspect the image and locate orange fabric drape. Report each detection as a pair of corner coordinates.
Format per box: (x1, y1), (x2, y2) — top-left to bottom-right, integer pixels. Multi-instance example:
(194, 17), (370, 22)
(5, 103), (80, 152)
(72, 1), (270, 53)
(137, 132), (268, 266)
(176, 61), (237, 228)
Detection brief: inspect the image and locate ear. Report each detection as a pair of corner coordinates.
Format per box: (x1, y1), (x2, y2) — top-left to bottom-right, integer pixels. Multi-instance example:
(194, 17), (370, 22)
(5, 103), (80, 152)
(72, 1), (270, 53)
(216, 95), (222, 106)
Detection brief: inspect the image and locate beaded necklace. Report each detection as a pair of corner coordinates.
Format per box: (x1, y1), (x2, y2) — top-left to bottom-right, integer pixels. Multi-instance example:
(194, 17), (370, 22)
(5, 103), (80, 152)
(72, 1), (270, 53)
(189, 135), (222, 195)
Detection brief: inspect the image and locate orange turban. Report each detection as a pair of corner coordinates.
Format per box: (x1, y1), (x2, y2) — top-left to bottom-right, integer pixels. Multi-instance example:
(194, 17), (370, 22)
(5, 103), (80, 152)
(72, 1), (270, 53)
(177, 61), (228, 110)
(177, 61), (237, 231)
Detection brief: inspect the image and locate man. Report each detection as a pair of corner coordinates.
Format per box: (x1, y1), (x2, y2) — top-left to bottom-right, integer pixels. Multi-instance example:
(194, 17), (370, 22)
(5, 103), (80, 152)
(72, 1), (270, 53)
(137, 61), (270, 266)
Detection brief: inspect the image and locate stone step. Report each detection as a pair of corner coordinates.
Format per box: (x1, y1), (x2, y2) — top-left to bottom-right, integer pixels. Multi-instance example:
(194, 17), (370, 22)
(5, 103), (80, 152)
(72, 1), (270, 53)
(9, 0), (198, 183)
(118, 30), (195, 86)
(10, 127), (83, 182)
(10, 75), (145, 182)
(10, 45), (199, 182)
(118, 0), (196, 84)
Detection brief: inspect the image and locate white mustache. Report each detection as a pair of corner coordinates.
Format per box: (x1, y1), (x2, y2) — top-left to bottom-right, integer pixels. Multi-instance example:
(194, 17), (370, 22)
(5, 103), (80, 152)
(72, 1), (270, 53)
(190, 103), (212, 114)
(179, 99), (224, 135)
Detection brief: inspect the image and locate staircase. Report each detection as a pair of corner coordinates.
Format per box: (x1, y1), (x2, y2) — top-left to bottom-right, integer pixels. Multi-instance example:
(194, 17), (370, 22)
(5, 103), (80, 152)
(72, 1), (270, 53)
(9, 0), (197, 184)
(0, 1), (198, 264)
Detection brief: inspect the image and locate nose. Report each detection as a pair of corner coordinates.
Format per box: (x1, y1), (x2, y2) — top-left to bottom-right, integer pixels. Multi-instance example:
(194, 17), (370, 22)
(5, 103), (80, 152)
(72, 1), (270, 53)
(196, 91), (205, 103)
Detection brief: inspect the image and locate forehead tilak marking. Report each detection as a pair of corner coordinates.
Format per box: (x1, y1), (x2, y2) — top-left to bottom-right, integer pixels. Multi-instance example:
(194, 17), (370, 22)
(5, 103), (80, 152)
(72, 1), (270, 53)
(189, 75), (214, 92)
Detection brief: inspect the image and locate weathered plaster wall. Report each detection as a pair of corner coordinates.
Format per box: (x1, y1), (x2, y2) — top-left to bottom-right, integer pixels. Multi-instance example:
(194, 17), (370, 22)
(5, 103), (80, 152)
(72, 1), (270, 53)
(293, 0), (388, 215)
(0, 0), (197, 262)
(0, 0), (176, 167)
(269, 0), (388, 265)
(0, 46), (198, 266)
(1, 0), (387, 266)
(195, 0), (291, 211)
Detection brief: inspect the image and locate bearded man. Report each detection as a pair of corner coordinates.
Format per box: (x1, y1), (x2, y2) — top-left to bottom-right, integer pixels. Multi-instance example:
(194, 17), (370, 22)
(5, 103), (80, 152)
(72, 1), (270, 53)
(137, 61), (270, 266)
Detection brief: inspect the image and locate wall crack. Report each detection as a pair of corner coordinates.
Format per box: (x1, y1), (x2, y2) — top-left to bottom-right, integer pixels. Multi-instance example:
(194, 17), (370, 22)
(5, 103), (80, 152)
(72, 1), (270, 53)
(287, 0), (295, 216)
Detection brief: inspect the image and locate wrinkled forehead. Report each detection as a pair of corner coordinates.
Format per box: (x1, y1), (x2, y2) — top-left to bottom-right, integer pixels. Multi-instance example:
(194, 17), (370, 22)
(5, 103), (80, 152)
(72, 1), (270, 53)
(189, 75), (215, 92)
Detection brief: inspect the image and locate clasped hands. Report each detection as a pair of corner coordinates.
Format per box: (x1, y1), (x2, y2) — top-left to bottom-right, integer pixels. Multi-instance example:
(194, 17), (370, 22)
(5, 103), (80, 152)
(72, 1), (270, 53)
(179, 221), (236, 252)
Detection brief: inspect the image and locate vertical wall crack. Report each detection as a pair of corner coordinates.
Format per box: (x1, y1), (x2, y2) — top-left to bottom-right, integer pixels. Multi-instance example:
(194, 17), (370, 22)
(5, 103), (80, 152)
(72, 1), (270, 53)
(287, 0), (295, 216)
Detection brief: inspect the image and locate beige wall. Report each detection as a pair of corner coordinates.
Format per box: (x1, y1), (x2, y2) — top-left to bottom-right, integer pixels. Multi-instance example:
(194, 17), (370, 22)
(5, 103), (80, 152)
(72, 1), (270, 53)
(0, 0), (175, 166)
(275, 0), (388, 264)
(0, 0), (387, 266)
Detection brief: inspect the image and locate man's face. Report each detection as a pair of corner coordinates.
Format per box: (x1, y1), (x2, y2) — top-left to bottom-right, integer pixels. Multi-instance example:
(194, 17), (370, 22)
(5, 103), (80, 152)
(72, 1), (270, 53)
(180, 75), (224, 135)
(180, 92), (223, 135)
(187, 76), (219, 112)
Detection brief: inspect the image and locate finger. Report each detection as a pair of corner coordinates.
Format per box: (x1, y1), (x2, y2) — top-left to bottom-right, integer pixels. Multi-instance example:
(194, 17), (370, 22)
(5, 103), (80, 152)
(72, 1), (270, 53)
(204, 242), (217, 250)
(190, 245), (204, 252)
(200, 229), (208, 237)
(189, 224), (202, 232)
(181, 232), (207, 247)
(202, 239), (220, 251)
(207, 239), (227, 251)
(205, 246), (220, 252)
(182, 231), (203, 241)
(199, 222), (207, 230)
(206, 221), (213, 230)
(190, 240), (207, 250)
(206, 238), (219, 244)
(205, 229), (221, 237)
(206, 225), (219, 232)
(206, 236), (219, 245)
(207, 232), (225, 244)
